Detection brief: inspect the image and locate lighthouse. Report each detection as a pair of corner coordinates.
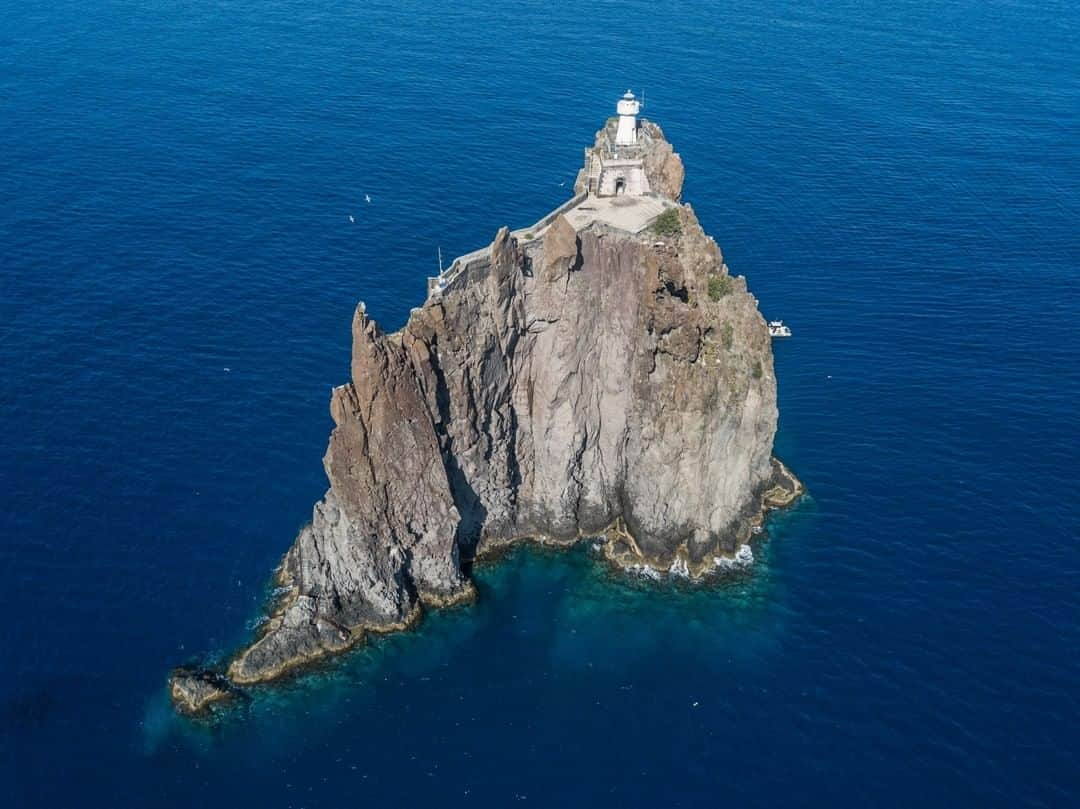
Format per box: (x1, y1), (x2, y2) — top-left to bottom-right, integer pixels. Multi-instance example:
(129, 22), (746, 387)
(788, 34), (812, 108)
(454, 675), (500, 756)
(585, 90), (652, 197)
(614, 89), (641, 146)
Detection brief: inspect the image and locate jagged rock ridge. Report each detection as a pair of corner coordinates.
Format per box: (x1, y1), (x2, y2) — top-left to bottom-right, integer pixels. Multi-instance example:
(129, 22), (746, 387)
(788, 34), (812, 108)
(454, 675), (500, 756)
(170, 117), (801, 713)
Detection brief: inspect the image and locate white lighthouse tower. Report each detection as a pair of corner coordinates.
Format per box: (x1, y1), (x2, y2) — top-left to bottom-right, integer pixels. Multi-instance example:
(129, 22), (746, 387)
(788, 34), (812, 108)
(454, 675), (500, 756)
(614, 89), (641, 146)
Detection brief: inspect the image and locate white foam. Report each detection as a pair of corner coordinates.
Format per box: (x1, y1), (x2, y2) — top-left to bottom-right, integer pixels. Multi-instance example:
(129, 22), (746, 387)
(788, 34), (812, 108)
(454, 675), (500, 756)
(245, 614), (269, 631)
(714, 544), (754, 570)
(669, 557), (690, 578)
(628, 563), (662, 581)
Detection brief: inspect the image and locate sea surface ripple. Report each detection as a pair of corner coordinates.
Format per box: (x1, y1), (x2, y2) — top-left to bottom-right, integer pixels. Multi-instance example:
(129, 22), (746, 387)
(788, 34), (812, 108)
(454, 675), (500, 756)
(1, 1), (1078, 806)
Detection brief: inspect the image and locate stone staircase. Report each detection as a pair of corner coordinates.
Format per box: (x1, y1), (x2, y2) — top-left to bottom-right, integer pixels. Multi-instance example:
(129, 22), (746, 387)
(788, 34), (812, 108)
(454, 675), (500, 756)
(586, 153), (602, 194)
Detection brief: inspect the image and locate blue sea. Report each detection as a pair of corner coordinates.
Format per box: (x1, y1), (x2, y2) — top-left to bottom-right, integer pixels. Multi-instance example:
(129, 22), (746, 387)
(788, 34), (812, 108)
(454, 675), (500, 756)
(3, 1), (1078, 806)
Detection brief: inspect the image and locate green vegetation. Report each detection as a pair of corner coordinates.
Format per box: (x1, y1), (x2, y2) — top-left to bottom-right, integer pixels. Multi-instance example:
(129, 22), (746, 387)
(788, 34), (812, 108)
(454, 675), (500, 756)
(751, 360), (763, 380)
(708, 275), (732, 301)
(524, 231), (535, 240)
(721, 322), (734, 350)
(653, 208), (682, 237)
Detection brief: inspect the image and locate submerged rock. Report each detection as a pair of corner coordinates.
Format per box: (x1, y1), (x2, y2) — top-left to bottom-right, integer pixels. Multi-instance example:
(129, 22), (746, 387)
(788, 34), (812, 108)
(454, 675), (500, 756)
(171, 109), (802, 708)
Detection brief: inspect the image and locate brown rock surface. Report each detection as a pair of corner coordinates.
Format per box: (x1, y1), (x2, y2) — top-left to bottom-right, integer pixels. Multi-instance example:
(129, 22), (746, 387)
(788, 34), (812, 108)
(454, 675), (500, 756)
(174, 118), (801, 703)
(169, 668), (236, 715)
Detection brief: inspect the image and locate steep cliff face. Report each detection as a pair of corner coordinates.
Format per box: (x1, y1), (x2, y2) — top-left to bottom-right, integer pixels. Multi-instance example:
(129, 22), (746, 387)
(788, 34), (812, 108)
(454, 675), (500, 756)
(173, 120), (800, 709)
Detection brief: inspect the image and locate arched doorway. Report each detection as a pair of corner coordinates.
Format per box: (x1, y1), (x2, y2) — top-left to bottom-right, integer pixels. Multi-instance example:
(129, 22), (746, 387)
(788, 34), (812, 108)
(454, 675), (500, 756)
(614, 178), (626, 195)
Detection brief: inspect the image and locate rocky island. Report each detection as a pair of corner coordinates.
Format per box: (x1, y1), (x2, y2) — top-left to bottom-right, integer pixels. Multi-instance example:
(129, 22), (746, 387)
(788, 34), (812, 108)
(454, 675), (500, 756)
(171, 92), (801, 715)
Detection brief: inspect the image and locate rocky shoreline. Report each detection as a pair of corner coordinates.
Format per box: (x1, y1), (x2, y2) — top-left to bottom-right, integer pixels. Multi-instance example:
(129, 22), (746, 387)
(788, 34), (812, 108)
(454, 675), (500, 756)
(170, 113), (803, 717)
(171, 468), (800, 715)
(600, 456), (803, 578)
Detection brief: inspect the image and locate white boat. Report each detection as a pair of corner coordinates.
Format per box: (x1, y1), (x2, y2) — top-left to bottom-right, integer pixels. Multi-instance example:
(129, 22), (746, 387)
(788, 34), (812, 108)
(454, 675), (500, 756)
(768, 320), (792, 338)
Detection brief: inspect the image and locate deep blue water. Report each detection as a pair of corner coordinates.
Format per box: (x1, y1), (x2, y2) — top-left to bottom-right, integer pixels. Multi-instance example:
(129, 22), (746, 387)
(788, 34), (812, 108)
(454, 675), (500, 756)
(3, 0), (1079, 806)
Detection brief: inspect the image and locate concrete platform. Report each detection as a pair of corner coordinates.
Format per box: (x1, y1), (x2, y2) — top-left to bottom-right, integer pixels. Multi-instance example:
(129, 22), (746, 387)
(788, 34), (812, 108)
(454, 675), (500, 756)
(561, 194), (672, 234)
(431, 193), (675, 299)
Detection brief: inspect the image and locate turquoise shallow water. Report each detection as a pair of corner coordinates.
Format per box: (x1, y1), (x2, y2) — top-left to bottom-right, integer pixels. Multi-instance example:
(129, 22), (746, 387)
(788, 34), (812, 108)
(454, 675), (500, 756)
(2, 0), (1079, 806)
(141, 534), (810, 805)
